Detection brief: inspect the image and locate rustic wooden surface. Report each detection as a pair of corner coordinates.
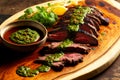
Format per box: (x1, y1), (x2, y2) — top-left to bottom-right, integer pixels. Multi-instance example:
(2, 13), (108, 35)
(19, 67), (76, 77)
(0, 0), (120, 80)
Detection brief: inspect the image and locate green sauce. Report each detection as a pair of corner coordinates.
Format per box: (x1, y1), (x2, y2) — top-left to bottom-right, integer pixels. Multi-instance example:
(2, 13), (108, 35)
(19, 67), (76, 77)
(16, 65), (50, 77)
(10, 28), (40, 44)
(58, 39), (73, 49)
(67, 24), (79, 32)
(68, 6), (92, 32)
(16, 52), (63, 77)
(70, 6), (92, 25)
(45, 52), (64, 66)
(37, 65), (51, 72)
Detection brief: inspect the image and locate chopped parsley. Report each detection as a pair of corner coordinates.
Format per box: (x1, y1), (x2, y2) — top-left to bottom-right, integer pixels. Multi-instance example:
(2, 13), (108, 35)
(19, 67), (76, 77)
(19, 6), (58, 27)
(68, 6), (92, 32)
(58, 39), (73, 49)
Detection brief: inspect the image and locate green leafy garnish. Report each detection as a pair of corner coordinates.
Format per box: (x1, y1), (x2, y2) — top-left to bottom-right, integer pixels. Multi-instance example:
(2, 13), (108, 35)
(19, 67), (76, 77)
(24, 8), (34, 15)
(19, 6), (58, 27)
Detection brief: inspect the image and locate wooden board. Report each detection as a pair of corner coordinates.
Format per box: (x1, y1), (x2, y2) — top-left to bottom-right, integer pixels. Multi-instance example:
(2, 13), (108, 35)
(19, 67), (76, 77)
(0, 0), (120, 80)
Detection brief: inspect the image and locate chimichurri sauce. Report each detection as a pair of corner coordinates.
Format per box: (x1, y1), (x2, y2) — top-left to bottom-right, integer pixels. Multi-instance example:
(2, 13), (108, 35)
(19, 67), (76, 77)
(16, 52), (63, 77)
(10, 28), (40, 44)
(68, 6), (92, 32)
(70, 6), (92, 25)
(16, 65), (50, 77)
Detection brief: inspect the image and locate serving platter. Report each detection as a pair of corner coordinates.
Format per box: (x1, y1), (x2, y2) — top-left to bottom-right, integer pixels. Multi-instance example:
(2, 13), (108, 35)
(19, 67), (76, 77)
(0, 0), (120, 80)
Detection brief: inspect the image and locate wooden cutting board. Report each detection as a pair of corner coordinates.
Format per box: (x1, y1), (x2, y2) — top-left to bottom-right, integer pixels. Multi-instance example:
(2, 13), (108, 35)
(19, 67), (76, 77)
(0, 0), (120, 80)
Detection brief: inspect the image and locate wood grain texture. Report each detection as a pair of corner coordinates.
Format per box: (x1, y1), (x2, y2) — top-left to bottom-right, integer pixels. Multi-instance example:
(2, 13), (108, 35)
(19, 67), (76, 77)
(0, 0), (120, 80)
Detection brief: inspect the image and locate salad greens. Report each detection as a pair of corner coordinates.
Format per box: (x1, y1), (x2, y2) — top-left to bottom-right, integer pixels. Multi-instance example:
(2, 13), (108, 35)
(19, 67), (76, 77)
(19, 6), (58, 27)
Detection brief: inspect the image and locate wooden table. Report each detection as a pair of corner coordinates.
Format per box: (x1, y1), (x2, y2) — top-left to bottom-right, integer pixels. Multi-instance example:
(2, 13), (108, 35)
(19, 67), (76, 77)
(0, 0), (120, 80)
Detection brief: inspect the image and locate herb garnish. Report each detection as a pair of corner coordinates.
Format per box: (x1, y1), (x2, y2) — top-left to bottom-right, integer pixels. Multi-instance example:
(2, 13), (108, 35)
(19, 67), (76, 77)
(68, 6), (92, 32)
(16, 65), (50, 77)
(45, 52), (64, 66)
(58, 39), (73, 49)
(19, 6), (58, 27)
(16, 52), (64, 77)
(70, 6), (92, 25)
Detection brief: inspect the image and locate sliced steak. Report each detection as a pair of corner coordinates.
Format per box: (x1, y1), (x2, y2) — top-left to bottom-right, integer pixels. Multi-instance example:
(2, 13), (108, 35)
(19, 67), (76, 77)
(51, 62), (64, 71)
(62, 43), (90, 54)
(84, 17), (100, 31)
(62, 52), (83, 66)
(73, 30), (98, 46)
(35, 52), (83, 71)
(39, 42), (90, 55)
(90, 6), (109, 26)
(91, 18), (100, 30)
(90, 6), (103, 16)
(99, 17), (109, 26)
(47, 28), (69, 42)
(80, 23), (98, 37)
(87, 14), (102, 25)
(34, 6), (110, 72)
(92, 13), (109, 26)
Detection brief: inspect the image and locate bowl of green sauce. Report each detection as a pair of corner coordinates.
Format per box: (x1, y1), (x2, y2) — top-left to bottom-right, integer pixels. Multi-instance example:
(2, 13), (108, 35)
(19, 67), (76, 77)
(0, 20), (48, 52)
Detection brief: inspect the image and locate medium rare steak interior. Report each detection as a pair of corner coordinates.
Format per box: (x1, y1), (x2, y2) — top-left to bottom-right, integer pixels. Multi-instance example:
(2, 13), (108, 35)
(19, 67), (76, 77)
(36, 5), (109, 71)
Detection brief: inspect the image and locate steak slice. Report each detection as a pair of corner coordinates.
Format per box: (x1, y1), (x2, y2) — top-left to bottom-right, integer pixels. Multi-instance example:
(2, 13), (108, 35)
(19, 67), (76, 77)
(51, 62), (64, 71)
(90, 6), (103, 16)
(73, 30), (98, 46)
(87, 14), (102, 25)
(62, 52), (83, 66)
(35, 52), (83, 71)
(47, 28), (69, 42)
(39, 42), (90, 55)
(84, 17), (100, 31)
(91, 6), (109, 26)
(99, 16), (109, 26)
(80, 23), (98, 37)
(92, 13), (109, 26)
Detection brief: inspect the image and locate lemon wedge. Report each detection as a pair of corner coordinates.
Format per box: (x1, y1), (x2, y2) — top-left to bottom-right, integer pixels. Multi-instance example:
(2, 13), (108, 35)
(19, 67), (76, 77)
(48, 5), (68, 16)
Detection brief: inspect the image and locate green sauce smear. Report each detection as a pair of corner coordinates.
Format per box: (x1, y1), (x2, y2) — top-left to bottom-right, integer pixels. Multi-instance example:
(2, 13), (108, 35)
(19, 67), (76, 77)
(58, 39), (73, 49)
(16, 52), (63, 77)
(16, 65), (50, 77)
(68, 6), (92, 32)
(70, 6), (92, 25)
(10, 28), (40, 44)
(45, 52), (64, 66)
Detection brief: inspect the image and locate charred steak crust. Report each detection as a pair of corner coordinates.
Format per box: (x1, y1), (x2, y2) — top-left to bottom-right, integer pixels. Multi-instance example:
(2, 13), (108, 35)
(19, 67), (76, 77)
(73, 30), (98, 46)
(79, 23), (98, 37)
